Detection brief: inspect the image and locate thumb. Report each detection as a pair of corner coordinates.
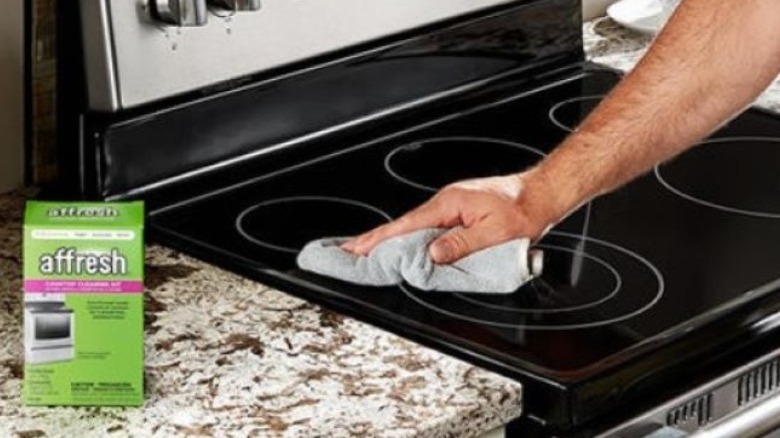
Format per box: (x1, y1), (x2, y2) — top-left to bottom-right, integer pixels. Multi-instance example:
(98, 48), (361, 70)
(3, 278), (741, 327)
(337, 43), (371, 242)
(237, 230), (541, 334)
(429, 224), (503, 265)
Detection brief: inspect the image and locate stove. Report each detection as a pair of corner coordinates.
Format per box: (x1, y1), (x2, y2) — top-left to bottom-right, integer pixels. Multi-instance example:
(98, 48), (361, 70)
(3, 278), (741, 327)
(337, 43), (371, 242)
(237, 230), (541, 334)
(59, 0), (780, 435)
(144, 68), (780, 432)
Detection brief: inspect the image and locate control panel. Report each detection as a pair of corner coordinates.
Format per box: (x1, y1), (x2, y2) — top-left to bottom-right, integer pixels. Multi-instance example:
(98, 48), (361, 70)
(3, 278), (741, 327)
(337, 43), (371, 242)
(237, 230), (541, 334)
(148, 0), (262, 26)
(79, 0), (515, 111)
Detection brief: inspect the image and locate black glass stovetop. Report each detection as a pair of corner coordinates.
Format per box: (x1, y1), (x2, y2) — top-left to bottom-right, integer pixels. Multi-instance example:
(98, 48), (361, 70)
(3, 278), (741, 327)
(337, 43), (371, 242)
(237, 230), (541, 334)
(150, 68), (780, 426)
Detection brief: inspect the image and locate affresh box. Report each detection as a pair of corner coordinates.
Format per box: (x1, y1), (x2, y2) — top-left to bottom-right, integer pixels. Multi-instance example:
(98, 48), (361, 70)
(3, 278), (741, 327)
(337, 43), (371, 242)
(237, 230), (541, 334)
(22, 201), (144, 406)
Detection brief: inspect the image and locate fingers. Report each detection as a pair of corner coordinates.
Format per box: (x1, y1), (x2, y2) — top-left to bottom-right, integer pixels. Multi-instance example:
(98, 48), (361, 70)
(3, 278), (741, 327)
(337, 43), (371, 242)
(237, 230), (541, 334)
(428, 222), (509, 264)
(342, 201), (446, 255)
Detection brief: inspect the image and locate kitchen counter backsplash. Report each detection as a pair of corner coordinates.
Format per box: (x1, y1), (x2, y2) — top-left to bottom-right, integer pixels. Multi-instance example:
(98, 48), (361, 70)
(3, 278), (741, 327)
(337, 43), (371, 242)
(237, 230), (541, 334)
(0, 190), (522, 436)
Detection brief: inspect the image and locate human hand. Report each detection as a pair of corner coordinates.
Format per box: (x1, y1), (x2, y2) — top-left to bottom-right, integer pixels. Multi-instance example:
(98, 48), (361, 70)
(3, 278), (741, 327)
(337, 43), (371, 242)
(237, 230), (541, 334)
(341, 170), (562, 264)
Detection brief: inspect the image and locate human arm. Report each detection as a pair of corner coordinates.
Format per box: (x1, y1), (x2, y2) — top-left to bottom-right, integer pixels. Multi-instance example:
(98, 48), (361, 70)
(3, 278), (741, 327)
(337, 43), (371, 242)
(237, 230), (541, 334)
(344, 0), (780, 264)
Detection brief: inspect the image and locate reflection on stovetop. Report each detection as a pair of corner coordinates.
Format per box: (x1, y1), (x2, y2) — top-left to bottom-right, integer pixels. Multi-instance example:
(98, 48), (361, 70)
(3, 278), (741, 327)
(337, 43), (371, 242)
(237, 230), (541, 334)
(151, 69), (780, 424)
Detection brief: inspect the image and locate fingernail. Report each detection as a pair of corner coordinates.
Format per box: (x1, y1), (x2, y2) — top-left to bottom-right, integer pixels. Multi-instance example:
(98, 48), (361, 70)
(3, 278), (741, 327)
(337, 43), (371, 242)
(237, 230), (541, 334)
(429, 241), (452, 264)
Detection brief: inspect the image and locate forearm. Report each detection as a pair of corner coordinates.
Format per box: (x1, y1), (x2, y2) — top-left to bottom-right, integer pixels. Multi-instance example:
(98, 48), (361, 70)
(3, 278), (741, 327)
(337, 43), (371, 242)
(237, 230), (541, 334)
(529, 0), (780, 222)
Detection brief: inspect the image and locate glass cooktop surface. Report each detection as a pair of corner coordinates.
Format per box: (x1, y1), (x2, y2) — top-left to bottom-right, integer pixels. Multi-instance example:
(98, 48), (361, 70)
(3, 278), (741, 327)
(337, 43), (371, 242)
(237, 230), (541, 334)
(151, 69), (780, 384)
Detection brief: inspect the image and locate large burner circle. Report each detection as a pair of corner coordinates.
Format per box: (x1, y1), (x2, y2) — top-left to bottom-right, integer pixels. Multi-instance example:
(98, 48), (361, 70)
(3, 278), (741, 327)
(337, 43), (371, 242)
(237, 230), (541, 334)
(453, 243), (622, 313)
(549, 95), (604, 132)
(236, 196), (392, 253)
(655, 137), (780, 219)
(400, 231), (664, 331)
(385, 136), (546, 193)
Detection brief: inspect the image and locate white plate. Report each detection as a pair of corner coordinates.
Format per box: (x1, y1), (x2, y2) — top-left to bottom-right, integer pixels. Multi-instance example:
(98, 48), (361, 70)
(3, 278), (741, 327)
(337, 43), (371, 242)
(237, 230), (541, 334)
(607, 0), (677, 35)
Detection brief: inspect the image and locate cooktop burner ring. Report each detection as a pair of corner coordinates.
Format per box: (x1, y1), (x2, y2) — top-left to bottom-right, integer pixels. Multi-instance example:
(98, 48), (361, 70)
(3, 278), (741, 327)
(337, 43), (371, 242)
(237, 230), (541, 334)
(654, 136), (780, 219)
(452, 243), (623, 313)
(548, 95), (605, 132)
(399, 231), (665, 330)
(384, 136), (546, 193)
(236, 196), (393, 253)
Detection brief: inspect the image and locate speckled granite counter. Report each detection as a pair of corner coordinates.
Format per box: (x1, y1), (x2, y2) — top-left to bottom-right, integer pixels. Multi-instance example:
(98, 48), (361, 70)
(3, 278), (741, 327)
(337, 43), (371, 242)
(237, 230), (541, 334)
(0, 189), (522, 437)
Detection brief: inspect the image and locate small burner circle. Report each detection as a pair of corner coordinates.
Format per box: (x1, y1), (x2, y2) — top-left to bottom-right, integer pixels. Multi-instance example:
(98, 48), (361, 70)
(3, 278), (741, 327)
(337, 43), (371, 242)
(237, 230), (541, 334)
(385, 136), (546, 193)
(549, 95), (604, 132)
(236, 196), (392, 253)
(655, 137), (780, 219)
(453, 243), (622, 313)
(399, 231), (665, 331)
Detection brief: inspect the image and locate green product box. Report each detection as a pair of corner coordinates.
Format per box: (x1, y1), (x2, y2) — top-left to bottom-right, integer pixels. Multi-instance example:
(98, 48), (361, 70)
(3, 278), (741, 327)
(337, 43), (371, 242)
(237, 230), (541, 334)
(22, 201), (145, 406)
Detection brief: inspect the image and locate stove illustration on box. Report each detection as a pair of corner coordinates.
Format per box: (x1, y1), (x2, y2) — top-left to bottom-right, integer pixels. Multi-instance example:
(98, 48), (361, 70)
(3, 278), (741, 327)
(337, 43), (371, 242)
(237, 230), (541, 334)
(24, 293), (75, 364)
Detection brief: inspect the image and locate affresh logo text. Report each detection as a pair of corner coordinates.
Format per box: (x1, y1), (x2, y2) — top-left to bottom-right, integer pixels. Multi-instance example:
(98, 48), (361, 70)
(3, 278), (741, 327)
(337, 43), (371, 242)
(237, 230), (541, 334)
(38, 248), (128, 276)
(47, 206), (120, 218)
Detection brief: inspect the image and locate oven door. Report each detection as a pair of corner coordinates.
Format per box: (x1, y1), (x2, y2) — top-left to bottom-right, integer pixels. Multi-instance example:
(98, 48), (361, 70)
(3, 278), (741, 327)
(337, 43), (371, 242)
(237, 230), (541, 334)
(25, 310), (75, 349)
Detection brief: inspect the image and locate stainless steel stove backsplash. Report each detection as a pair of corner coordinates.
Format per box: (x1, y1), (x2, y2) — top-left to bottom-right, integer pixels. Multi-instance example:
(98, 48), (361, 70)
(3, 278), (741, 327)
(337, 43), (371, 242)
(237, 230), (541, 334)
(80, 0), (517, 112)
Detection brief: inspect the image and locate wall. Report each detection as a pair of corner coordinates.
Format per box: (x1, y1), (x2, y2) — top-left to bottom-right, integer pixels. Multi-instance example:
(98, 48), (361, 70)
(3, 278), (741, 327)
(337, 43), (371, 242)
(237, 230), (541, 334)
(0, 0), (24, 193)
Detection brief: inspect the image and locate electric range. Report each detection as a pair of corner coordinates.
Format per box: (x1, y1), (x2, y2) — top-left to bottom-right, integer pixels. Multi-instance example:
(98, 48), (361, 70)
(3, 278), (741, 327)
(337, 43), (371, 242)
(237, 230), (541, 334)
(144, 67), (780, 434)
(59, 0), (780, 435)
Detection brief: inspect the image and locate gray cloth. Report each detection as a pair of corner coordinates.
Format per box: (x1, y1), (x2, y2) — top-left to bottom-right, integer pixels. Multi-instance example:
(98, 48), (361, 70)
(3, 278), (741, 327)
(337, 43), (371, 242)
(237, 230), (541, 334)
(296, 228), (541, 294)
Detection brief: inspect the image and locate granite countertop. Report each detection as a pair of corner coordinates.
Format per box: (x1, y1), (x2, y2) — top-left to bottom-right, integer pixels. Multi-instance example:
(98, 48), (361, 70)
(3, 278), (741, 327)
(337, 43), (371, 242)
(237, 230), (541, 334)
(4, 18), (780, 438)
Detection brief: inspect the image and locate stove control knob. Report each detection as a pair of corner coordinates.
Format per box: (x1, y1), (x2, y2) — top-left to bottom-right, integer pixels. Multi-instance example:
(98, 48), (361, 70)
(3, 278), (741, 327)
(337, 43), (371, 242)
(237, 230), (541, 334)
(209, 0), (262, 11)
(150, 0), (208, 26)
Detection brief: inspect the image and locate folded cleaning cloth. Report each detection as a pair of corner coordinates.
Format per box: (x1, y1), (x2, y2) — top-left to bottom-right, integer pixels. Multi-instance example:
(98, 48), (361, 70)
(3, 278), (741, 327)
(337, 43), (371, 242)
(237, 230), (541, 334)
(296, 228), (543, 294)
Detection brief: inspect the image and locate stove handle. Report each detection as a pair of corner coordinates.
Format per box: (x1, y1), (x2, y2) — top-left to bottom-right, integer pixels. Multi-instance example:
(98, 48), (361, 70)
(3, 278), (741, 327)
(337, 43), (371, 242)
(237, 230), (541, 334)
(690, 393), (780, 438)
(209, 0), (262, 11)
(151, 0), (209, 26)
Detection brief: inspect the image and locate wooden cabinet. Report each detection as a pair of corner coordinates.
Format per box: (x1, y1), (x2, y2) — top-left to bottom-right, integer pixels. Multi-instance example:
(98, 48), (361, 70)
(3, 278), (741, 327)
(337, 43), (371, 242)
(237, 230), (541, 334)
(0, 0), (24, 192)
